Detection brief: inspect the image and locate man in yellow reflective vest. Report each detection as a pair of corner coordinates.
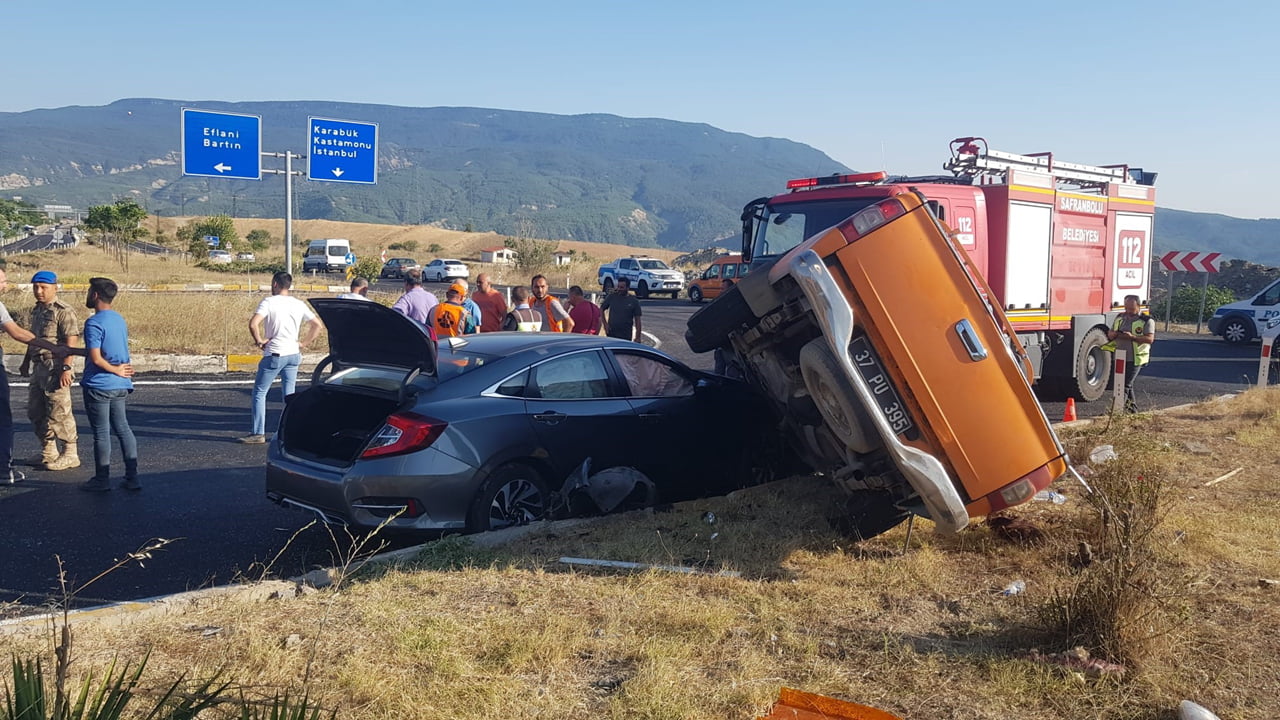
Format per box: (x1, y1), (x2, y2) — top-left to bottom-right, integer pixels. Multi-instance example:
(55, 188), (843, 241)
(1103, 294), (1155, 413)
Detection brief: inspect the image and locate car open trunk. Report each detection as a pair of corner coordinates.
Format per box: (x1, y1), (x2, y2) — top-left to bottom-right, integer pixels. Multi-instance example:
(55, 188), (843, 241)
(280, 386), (402, 466)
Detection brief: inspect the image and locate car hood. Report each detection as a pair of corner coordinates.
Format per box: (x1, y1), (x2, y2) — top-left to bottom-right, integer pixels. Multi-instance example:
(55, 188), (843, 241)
(309, 298), (437, 377)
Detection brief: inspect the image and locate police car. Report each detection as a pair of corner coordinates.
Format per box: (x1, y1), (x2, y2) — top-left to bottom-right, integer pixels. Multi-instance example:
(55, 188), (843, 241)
(1209, 277), (1280, 343)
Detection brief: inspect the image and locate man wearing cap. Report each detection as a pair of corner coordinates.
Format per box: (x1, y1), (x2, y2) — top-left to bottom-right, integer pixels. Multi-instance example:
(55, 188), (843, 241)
(431, 287), (473, 338)
(19, 270), (80, 471)
(450, 280), (482, 335)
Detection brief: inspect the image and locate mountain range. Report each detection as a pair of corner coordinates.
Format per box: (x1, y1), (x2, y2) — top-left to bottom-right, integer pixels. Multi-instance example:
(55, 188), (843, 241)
(1, 98), (1277, 263)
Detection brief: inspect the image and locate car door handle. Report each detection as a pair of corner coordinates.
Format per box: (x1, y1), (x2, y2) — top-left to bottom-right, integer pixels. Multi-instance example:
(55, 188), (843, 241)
(533, 411), (567, 425)
(954, 318), (988, 362)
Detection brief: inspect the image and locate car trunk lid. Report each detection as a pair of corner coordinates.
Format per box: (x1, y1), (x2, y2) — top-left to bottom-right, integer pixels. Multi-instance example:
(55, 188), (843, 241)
(310, 298), (437, 378)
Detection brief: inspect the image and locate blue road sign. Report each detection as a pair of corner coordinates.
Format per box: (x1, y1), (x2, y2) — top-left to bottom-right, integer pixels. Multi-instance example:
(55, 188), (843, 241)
(182, 108), (261, 180)
(204, 235), (220, 247)
(307, 116), (378, 184)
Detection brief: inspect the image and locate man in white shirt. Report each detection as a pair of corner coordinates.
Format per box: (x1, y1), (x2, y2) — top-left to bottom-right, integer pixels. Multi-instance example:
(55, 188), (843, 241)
(241, 272), (322, 444)
(337, 277), (372, 301)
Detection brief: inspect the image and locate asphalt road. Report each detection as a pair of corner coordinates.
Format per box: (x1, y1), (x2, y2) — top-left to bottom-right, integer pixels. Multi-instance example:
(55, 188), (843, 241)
(0, 300), (1265, 613)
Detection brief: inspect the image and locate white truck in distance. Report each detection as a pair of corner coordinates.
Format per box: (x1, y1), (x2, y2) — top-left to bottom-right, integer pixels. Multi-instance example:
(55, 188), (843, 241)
(598, 256), (686, 298)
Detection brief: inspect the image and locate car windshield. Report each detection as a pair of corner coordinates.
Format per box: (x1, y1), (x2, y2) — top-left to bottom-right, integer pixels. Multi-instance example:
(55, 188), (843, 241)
(754, 198), (881, 257)
(638, 260), (669, 270)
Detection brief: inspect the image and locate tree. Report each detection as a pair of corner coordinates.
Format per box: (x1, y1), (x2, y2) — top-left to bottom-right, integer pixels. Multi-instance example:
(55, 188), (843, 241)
(350, 257), (383, 283)
(0, 199), (44, 239)
(509, 219), (556, 271)
(84, 199), (147, 241)
(182, 215), (239, 253)
(1155, 283), (1237, 323)
(246, 229), (272, 252)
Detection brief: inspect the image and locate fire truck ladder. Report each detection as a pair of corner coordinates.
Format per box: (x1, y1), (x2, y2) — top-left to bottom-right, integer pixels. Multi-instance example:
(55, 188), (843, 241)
(943, 137), (1128, 191)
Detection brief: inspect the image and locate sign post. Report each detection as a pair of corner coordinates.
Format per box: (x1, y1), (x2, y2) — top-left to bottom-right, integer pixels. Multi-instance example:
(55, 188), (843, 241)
(1158, 251), (1222, 333)
(1112, 350), (1128, 415)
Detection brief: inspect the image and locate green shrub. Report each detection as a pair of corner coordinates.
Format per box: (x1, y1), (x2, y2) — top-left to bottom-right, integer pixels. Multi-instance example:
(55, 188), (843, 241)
(1152, 284), (1236, 322)
(388, 240), (419, 252)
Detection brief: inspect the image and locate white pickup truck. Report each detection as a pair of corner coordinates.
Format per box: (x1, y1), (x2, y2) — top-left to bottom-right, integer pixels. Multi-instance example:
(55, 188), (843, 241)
(597, 256), (685, 299)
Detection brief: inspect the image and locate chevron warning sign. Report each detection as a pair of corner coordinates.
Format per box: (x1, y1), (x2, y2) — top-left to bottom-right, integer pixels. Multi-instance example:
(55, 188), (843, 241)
(1159, 251), (1222, 272)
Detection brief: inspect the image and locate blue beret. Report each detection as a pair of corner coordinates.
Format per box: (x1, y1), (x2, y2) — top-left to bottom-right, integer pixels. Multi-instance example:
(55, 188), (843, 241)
(31, 271), (57, 285)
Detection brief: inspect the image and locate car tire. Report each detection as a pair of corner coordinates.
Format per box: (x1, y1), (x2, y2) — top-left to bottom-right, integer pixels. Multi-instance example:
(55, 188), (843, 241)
(1070, 327), (1112, 402)
(1222, 316), (1253, 344)
(467, 463), (549, 532)
(602, 278), (614, 294)
(798, 339), (879, 454)
(685, 282), (755, 354)
(637, 280), (650, 299)
(689, 286), (703, 303)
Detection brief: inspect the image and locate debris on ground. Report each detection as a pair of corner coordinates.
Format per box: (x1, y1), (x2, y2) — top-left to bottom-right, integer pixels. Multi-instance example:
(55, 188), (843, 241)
(1178, 699), (1223, 720)
(1024, 647), (1126, 678)
(558, 556), (741, 578)
(1203, 467), (1244, 487)
(757, 687), (903, 720)
(985, 514), (1046, 545)
(1088, 444), (1118, 464)
(998, 579), (1026, 596)
(1259, 578), (1278, 589)
(557, 459), (656, 514)
(1033, 489), (1067, 504)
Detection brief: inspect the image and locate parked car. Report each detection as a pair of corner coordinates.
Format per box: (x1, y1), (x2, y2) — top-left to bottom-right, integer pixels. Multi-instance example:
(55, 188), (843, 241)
(686, 190), (1072, 539)
(237, 251), (256, 261)
(208, 250), (233, 264)
(302, 238), (352, 273)
(266, 300), (775, 534)
(424, 258), (469, 282)
(380, 257), (421, 280)
(598, 256), (685, 299)
(687, 253), (750, 303)
(1209, 276), (1280, 344)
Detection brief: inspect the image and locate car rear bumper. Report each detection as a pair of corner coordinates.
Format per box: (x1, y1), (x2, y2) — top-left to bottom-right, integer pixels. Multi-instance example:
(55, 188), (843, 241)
(265, 442), (480, 532)
(787, 249), (970, 534)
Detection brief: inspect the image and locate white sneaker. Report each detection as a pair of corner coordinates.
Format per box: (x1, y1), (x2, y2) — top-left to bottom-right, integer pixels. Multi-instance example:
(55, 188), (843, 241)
(4, 469), (25, 485)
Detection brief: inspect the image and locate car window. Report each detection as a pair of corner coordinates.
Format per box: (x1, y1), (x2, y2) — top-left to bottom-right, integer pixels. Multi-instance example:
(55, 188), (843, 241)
(738, 263), (750, 277)
(723, 263), (738, 280)
(494, 369), (529, 397)
(705, 264), (720, 279)
(532, 352), (613, 399)
(1255, 283), (1280, 306)
(612, 352), (694, 398)
(329, 246), (347, 256)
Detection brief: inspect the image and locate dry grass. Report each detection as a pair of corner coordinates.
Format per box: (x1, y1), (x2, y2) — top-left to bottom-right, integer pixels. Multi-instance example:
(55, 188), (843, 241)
(3, 391), (1279, 719)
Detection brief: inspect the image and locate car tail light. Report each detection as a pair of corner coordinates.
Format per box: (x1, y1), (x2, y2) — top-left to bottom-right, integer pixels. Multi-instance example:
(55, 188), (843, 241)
(361, 412), (447, 459)
(838, 197), (908, 241)
(984, 462), (1059, 513)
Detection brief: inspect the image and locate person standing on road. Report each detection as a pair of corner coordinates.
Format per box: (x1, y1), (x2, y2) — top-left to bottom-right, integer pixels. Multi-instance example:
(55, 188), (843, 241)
(502, 286), (544, 332)
(337, 277), (371, 301)
(530, 274), (574, 333)
(1104, 294), (1155, 413)
(432, 286), (474, 338)
(391, 269), (438, 338)
(601, 277), (643, 342)
(472, 273), (508, 333)
(0, 270), (72, 485)
(19, 270), (80, 471)
(76, 278), (138, 492)
(451, 279), (482, 334)
(242, 272), (322, 444)
(566, 285), (602, 335)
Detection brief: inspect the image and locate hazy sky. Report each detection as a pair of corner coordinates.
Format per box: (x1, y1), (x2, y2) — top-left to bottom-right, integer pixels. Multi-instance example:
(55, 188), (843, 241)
(6, 1), (1277, 219)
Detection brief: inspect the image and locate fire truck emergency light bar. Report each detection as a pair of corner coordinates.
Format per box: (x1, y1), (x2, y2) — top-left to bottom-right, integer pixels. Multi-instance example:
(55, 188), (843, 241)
(787, 171), (888, 190)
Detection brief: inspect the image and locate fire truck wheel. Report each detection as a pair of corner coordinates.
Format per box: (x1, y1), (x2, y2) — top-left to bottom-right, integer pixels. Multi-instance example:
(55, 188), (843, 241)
(684, 282), (754, 353)
(1072, 327), (1112, 402)
(799, 339), (878, 454)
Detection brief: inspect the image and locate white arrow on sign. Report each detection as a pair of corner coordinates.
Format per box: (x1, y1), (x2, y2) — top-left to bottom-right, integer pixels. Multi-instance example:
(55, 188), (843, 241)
(214, 163), (232, 174)
(331, 168), (344, 178)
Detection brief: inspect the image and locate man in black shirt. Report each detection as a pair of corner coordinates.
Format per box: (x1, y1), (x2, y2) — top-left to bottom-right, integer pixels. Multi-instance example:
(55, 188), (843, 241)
(601, 278), (642, 342)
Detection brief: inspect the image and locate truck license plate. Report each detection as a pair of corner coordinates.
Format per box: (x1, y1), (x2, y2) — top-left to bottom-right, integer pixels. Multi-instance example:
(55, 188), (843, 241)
(849, 336), (914, 435)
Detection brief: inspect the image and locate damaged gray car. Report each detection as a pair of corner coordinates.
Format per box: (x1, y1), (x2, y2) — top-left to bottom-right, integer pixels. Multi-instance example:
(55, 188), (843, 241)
(266, 299), (774, 533)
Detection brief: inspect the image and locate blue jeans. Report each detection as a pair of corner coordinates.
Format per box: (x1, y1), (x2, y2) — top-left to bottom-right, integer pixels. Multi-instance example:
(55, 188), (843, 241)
(83, 387), (138, 474)
(251, 353), (301, 435)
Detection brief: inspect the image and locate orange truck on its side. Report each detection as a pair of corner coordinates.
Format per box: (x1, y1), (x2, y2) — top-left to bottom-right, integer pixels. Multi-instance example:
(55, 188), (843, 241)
(685, 138), (1143, 537)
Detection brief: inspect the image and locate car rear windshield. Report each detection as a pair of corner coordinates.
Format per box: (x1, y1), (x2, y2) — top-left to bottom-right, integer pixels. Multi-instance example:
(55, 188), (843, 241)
(328, 246), (348, 256)
(325, 349), (497, 392)
(638, 260), (669, 270)
(757, 198), (881, 256)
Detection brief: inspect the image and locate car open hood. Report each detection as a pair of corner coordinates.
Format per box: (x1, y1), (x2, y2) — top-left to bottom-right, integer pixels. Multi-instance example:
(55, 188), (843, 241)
(309, 298), (437, 377)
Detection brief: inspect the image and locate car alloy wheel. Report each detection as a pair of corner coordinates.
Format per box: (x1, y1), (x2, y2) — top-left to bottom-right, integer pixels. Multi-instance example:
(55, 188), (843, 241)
(1223, 318), (1251, 344)
(470, 464), (548, 531)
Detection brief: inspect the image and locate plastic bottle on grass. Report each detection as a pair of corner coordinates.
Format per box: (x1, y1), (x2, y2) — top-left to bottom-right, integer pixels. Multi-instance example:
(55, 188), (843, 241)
(1034, 490), (1067, 504)
(1000, 580), (1026, 596)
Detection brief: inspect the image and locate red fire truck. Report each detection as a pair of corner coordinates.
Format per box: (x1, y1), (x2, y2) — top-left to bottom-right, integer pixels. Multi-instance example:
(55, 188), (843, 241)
(694, 137), (1157, 401)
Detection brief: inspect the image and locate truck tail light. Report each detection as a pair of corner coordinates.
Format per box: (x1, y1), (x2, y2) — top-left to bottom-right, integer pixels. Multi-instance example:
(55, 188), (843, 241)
(984, 462), (1059, 513)
(838, 197), (908, 241)
(362, 412), (447, 459)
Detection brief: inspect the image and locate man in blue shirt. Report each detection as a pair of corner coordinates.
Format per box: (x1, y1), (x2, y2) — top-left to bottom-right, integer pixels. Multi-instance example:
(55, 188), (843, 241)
(77, 277), (138, 492)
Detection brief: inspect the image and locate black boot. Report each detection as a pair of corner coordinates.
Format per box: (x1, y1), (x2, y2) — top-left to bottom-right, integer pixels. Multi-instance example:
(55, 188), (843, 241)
(122, 459), (141, 491)
(81, 466), (111, 492)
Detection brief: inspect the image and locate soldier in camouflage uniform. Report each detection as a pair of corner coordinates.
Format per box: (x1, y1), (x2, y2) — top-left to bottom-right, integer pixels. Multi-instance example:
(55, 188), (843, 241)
(19, 271), (80, 471)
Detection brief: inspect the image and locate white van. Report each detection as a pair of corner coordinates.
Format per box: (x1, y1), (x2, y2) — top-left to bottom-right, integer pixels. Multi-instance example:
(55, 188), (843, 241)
(1209, 276), (1280, 343)
(302, 238), (352, 273)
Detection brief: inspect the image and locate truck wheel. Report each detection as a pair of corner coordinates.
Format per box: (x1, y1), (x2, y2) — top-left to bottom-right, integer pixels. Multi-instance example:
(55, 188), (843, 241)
(798, 339), (878, 454)
(1071, 327), (1112, 402)
(689, 286), (703, 303)
(637, 280), (650, 299)
(685, 282), (755, 353)
(1221, 316), (1253, 344)
(602, 278), (614, 294)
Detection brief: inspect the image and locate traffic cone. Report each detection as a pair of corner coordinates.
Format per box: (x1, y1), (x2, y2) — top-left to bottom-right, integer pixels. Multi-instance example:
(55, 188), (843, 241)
(1062, 397), (1078, 422)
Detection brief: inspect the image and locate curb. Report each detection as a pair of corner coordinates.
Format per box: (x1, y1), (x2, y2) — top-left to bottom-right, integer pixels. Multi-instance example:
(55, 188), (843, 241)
(1, 353), (327, 376)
